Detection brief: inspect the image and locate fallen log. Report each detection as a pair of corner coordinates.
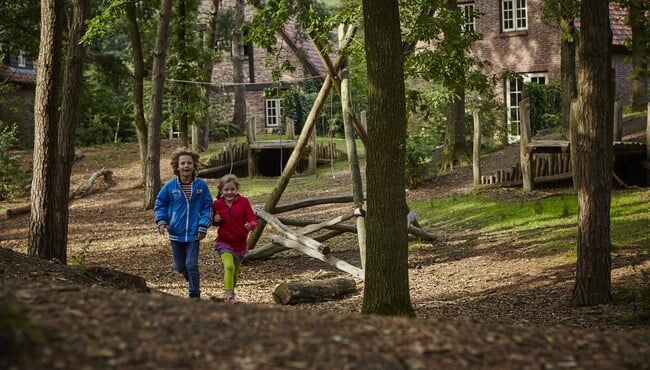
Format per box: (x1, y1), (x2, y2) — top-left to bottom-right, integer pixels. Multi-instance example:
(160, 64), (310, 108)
(276, 217), (357, 233)
(6, 168), (115, 218)
(71, 168), (115, 198)
(270, 235), (364, 279)
(272, 277), (358, 305)
(272, 194), (355, 214)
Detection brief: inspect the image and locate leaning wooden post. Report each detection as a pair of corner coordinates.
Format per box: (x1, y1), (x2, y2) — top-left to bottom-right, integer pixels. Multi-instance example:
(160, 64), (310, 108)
(519, 98), (533, 192)
(247, 26), (359, 249)
(247, 76), (334, 249)
(472, 109), (481, 186)
(646, 103), (650, 185)
(247, 118), (258, 176)
(339, 24), (366, 271)
(308, 123), (317, 173)
(613, 102), (623, 142)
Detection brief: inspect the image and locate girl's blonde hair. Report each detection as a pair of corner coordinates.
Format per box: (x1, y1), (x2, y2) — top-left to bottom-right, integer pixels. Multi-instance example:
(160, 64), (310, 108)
(217, 174), (240, 198)
(170, 147), (200, 178)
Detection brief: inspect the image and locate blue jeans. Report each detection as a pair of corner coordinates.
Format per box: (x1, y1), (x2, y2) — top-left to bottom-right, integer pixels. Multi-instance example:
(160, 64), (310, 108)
(170, 240), (200, 298)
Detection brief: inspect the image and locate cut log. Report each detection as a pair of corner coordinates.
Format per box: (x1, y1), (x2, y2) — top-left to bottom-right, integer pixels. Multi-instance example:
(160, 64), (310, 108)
(6, 205), (31, 218)
(277, 217), (357, 233)
(273, 277), (358, 305)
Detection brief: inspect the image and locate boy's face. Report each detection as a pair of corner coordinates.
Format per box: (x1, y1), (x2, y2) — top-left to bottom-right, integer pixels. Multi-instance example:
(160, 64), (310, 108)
(177, 155), (195, 179)
(221, 181), (238, 201)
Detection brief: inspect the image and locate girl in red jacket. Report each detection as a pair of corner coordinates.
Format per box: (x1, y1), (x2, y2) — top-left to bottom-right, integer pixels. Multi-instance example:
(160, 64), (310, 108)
(212, 174), (257, 304)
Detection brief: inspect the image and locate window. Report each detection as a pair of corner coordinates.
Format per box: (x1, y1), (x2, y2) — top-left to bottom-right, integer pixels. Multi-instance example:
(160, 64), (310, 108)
(505, 73), (547, 143)
(502, 0), (527, 32)
(459, 4), (475, 32)
(17, 50), (26, 68)
(265, 99), (281, 127)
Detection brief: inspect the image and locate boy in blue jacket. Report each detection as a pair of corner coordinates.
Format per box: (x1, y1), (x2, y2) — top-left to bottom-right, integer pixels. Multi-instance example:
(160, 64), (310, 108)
(155, 148), (213, 301)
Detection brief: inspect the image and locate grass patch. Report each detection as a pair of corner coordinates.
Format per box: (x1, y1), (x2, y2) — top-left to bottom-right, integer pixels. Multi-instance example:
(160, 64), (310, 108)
(409, 189), (650, 257)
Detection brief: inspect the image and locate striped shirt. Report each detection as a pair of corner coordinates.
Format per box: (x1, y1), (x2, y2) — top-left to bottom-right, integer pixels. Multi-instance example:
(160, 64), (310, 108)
(180, 181), (192, 200)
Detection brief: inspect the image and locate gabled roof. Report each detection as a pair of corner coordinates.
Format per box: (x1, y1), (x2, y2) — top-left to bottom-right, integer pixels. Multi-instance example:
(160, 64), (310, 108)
(282, 18), (334, 78)
(0, 65), (37, 85)
(609, 2), (631, 47)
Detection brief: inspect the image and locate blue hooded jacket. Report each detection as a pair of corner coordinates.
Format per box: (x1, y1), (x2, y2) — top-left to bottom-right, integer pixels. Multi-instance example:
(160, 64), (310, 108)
(154, 177), (213, 242)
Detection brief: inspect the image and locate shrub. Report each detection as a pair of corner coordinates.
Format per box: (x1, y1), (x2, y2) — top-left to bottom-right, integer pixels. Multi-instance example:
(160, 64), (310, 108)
(0, 122), (24, 201)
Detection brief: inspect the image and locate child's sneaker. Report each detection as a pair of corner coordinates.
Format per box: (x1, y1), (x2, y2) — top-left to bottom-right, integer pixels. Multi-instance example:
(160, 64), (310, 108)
(225, 293), (236, 304)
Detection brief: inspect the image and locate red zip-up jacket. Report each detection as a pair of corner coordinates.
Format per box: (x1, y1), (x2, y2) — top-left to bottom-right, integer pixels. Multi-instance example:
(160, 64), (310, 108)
(212, 194), (257, 255)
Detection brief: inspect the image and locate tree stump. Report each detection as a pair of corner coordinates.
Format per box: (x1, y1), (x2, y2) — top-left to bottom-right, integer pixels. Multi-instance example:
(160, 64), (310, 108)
(272, 278), (357, 305)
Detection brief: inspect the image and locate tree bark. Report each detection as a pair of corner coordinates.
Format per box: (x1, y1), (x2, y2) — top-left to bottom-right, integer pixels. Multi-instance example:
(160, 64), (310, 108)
(28, 0), (66, 262)
(570, 0), (613, 306)
(196, 0), (220, 152)
(559, 15), (577, 139)
(629, 1), (648, 112)
(125, 1), (148, 184)
(51, 0), (91, 264)
(231, 0), (246, 134)
(361, 0), (415, 316)
(144, 0), (172, 210)
(273, 278), (357, 305)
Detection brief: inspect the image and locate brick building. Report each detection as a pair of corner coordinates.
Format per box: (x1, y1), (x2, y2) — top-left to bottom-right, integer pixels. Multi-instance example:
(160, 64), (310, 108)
(459, 0), (640, 143)
(206, 0), (327, 136)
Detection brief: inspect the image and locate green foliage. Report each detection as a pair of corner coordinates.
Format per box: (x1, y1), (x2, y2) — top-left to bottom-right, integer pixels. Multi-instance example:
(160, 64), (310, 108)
(405, 133), (438, 188)
(525, 81), (562, 134)
(0, 121), (25, 201)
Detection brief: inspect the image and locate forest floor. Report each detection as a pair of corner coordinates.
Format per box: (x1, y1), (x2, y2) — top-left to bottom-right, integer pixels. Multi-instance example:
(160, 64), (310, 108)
(1, 115), (649, 369)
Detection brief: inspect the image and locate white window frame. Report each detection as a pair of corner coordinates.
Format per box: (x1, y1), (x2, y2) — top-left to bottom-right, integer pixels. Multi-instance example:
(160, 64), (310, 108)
(459, 4), (475, 32)
(18, 50), (27, 68)
(501, 0), (527, 32)
(265, 98), (282, 127)
(505, 72), (547, 143)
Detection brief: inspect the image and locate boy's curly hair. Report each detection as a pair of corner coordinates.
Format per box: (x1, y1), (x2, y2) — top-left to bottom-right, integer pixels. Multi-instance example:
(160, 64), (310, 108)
(170, 147), (201, 178)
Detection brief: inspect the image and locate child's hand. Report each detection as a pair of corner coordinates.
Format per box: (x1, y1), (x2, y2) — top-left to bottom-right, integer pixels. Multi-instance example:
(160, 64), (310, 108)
(158, 224), (168, 235)
(244, 222), (251, 231)
(213, 213), (222, 223)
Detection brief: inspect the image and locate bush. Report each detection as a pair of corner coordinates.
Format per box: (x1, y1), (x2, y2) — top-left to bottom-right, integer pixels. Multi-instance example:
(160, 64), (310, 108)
(0, 122), (24, 201)
(525, 81), (562, 135)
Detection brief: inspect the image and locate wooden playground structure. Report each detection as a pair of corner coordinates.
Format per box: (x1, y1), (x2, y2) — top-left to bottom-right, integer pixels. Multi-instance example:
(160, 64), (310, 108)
(472, 99), (649, 191)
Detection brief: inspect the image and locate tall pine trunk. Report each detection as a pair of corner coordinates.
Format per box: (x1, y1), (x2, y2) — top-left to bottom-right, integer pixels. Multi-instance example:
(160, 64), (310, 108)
(125, 1), (148, 184)
(570, 0), (613, 306)
(29, 0), (66, 261)
(560, 15), (576, 139)
(361, 0), (415, 317)
(231, 0), (246, 134)
(144, 0), (172, 209)
(196, 0), (220, 152)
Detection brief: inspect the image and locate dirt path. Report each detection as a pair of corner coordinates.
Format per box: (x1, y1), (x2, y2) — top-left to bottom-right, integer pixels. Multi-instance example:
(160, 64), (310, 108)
(1, 124), (649, 368)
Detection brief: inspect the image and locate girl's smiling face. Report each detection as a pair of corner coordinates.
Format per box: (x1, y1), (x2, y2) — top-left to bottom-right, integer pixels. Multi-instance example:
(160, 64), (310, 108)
(177, 155), (195, 182)
(221, 181), (238, 202)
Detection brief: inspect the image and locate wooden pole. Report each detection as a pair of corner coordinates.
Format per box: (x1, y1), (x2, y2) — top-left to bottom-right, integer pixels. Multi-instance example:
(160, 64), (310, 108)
(519, 98), (533, 192)
(613, 102), (623, 141)
(247, 28), (359, 249)
(646, 103), (650, 185)
(472, 109), (481, 186)
(338, 23), (367, 271)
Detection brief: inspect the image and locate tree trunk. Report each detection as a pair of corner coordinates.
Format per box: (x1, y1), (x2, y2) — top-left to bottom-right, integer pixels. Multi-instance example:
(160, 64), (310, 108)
(570, 0), (613, 306)
(28, 0), (66, 262)
(176, 0), (190, 149)
(51, 0), (91, 264)
(441, 87), (468, 171)
(231, 0), (246, 134)
(197, 0), (220, 152)
(559, 15), (577, 139)
(360, 0), (415, 316)
(125, 1), (148, 184)
(144, 0), (172, 210)
(629, 2), (648, 112)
